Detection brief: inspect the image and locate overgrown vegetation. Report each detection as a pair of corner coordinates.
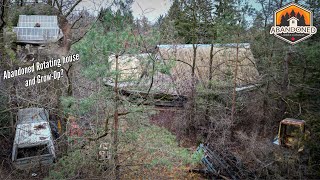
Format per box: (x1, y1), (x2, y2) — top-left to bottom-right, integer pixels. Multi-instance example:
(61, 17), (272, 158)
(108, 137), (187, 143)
(0, 0), (319, 179)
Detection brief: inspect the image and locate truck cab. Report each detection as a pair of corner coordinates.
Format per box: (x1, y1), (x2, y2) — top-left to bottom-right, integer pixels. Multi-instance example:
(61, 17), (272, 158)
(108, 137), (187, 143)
(273, 118), (307, 151)
(12, 108), (56, 169)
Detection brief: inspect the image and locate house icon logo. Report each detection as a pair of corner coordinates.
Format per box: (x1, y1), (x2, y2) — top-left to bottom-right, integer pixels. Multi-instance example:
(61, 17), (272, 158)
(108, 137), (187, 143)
(287, 17), (299, 27)
(270, 2), (317, 45)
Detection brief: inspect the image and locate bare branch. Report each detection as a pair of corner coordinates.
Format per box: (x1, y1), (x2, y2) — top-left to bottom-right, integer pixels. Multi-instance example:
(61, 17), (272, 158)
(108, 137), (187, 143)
(0, 0), (7, 29)
(54, 0), (62, 13)
(65, 0), (82, 17)
(71, 15), (83, 29)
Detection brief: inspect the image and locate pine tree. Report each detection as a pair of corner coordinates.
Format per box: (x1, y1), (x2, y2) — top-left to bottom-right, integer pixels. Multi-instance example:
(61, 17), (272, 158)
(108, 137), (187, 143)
(297, 12), (301, 19)
(159, 0), (183, 43)
(212, 0), (243, 42)
(285, 12), (290, 26)
(290, 9), (295, 17)
(299, 15), (306, 26)
(167, 0), (182, 21)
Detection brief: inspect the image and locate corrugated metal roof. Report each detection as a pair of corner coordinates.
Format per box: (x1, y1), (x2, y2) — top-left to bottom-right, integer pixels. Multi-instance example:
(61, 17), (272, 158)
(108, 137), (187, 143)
(17, 15), (58, 28)
(14, 15), (63, 43)
(24, 0), (50, 3)
(158, 43), (251, 49)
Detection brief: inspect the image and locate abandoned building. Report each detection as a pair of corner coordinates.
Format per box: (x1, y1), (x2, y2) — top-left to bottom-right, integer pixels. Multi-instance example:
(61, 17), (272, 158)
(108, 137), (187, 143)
(13, 15), (63, 44)
(15, 0), (54, 6)
(105, 43), (260, 107)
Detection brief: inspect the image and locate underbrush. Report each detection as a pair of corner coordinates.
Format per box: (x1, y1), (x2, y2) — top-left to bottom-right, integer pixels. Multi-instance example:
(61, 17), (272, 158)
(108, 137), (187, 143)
(46, 114), (203, 179)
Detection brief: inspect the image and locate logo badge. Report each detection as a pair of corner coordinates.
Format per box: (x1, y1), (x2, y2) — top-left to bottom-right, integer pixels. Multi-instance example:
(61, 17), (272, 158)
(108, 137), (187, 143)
(270, 2), (317, 45)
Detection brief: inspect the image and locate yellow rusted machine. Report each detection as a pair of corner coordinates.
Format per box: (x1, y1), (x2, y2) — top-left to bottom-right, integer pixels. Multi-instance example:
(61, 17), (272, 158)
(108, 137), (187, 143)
(273, 118), (308, 152)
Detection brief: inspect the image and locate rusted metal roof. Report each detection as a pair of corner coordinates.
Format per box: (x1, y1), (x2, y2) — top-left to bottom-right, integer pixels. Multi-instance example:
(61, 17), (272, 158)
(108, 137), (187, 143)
(281, 118), (305, 126)
(14, 108), (52, 147)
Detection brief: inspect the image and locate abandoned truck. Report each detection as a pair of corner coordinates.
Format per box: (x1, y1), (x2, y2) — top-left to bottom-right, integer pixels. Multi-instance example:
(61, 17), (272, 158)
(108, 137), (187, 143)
(273, 118), (309, 152)
(11, 108), (56, 169)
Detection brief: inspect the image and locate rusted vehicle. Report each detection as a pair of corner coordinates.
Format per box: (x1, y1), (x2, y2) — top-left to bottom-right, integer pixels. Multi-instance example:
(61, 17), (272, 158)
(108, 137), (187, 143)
(273, 118), (308, 151)
(11, 108), (56, 169)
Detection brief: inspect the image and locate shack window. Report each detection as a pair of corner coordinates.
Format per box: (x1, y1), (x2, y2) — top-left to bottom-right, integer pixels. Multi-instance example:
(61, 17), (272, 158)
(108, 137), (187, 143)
(17, 144), (50, 159)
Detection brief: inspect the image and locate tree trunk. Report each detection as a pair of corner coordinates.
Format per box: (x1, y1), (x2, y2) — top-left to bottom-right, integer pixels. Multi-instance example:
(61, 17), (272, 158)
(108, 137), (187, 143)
(188, 3), (198, 138)
(205, 44), (214, 122)
(189, 43), (197, 137)
(61, 23), (72, 55)
(66, 64), (73, 96)
(0, 0), (6, 57)
(113, 54), (120, 180)
(231, 34), (239, 121)
(279, 51), (291, 119)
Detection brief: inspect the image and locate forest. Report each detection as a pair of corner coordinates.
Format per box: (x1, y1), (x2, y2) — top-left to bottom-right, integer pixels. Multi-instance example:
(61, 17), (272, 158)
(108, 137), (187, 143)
(0, 0), (319, 179)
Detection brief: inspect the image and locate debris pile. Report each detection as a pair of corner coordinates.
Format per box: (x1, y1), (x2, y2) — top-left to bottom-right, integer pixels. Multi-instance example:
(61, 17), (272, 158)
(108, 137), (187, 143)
(194, 143), (255, 179)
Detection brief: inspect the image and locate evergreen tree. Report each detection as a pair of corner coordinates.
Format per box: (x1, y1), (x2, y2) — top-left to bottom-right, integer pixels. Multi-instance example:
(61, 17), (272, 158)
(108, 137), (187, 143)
(290, 9), (295, 17)
(285, 12), (289, 19)
(159, 0), (183, 43)
(284, 12), (290, 25)
(280, 15), (286, 26)
(297, 12), (301, 19)
(212, 0), (244, 42)
(167, 0), (182, 21)
(172, 0), (215, 43)
(253, 12), (264, 29)
(72, 3), (163, 178)
(299, 15), (306, 26)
